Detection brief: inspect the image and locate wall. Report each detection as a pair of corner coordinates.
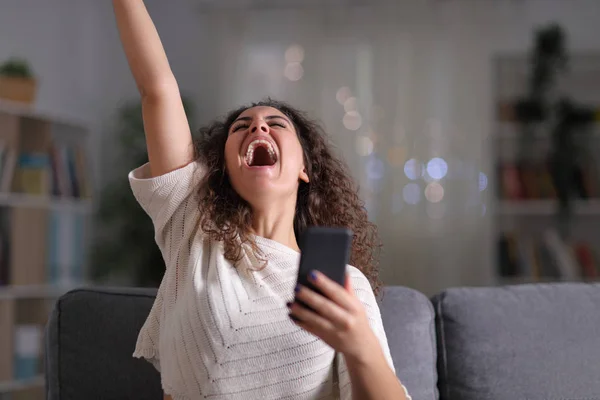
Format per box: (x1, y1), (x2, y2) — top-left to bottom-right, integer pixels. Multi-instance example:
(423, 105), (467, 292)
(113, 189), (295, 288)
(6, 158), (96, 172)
(1, 0), (599, 294)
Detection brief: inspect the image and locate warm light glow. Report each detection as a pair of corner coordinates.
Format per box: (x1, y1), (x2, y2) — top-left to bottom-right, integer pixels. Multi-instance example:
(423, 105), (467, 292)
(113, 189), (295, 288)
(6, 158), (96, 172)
(336, 87), (352, 105)
(403, 158), (422, 180)
(344, 97), (358, 113)
(343, 111), (362, 131)
(285, 44), (305, 63)
(403, 183), (421, 205)
(424, 182), (444, 203)
(356, 136), (374, 156)
(386, 146), (406, 167)
(426, 157), (448, 180)
(284, 62), (304, 81)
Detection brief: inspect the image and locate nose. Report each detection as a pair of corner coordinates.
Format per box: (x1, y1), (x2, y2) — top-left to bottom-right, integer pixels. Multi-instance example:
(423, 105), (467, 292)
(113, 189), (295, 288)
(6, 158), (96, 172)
(250, 119), (269, 134)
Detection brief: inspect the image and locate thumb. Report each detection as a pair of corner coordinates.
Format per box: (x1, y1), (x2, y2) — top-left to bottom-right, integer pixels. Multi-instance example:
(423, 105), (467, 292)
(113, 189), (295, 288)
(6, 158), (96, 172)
(344, 273), (353, 292)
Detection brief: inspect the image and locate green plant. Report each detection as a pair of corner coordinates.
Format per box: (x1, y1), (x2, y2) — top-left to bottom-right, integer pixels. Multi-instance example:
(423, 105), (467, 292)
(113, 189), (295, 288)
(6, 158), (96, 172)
(91, 97), (195, 287)
(0, 58), (33, 78)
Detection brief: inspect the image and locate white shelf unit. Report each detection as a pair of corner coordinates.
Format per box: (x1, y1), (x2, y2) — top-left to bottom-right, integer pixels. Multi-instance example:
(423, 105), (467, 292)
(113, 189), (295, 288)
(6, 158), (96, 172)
(0, 101), (93, 399)
(0, 375), (44, 393)
(0, 98), (87, 131)
(493, 53), (600, 286)
(497, 200), (600, 216)
(0, 283), (86, 300)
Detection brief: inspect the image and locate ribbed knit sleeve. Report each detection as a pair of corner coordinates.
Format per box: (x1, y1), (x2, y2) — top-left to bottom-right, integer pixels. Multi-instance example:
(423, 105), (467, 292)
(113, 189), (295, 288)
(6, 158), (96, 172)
(128, 161), (205, 375)
(337, 267), (412, 400)
(128, 161), (204, 262)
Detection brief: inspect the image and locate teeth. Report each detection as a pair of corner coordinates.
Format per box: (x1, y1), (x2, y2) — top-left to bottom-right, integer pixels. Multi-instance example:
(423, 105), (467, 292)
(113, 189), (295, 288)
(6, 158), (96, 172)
(245, 139), (276, 166)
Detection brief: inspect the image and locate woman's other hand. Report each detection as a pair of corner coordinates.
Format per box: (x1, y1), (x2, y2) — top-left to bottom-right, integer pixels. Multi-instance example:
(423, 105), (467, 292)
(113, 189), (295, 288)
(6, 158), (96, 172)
(288, 271), (381, 365)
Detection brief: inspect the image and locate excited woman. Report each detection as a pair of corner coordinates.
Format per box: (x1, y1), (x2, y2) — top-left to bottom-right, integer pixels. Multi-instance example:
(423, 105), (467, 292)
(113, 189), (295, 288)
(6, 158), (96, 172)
(113, 0), (411, 399)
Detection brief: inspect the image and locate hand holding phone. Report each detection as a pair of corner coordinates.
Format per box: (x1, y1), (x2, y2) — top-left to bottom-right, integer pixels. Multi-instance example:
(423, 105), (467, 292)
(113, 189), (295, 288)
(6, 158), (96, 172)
(295, 227), (353, 306)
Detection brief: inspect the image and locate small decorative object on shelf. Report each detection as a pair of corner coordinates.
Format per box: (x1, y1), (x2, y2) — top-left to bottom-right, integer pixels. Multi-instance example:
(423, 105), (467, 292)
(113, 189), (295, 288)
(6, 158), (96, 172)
(0, 58), (37, 105)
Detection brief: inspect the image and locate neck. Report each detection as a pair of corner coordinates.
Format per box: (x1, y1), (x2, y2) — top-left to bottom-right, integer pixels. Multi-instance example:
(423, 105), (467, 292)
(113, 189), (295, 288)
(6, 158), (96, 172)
(251, 199), (299, 252)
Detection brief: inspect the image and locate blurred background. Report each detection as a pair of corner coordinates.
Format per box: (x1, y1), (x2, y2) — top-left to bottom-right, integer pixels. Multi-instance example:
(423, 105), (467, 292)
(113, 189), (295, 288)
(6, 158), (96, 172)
(0, 0), (599, 398)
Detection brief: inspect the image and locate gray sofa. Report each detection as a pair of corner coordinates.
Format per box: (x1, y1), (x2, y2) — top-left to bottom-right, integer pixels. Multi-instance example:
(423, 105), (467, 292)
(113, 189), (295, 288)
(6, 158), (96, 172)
(45, 283), (600, 400)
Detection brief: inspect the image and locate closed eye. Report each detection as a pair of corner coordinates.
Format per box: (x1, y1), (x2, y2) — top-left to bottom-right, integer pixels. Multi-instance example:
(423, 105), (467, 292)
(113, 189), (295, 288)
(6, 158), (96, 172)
(269, 122), (286, 128)
(232, 124), (249, 133)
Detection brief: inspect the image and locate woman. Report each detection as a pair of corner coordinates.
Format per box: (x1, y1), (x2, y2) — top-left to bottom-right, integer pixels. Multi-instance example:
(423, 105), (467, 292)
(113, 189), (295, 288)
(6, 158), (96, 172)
(114, 1), (411, 399)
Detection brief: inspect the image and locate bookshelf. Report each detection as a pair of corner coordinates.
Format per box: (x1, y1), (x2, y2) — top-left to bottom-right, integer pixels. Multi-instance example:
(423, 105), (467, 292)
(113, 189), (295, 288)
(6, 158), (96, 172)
(493, 53), (600, 286)
(0, 99), (92, 400)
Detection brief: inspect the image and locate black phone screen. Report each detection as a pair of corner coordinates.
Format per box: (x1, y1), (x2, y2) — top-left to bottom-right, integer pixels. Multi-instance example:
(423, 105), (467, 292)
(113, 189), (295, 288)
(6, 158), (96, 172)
(296, 227), (353, 300)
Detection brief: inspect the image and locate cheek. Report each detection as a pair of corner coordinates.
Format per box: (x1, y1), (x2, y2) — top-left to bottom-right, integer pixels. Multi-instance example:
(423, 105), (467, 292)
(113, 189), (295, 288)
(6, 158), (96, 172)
(224, 138), (239, 169)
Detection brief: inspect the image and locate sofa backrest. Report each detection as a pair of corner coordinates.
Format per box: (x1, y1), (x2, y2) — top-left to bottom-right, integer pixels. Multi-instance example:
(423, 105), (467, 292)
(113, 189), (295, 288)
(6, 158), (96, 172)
(380, 286), (439, 400)
(45, 286), (439, 400)
(46, 283), (600, 400)
(45, 287), (162, 400)
(432, 282), (600, 400)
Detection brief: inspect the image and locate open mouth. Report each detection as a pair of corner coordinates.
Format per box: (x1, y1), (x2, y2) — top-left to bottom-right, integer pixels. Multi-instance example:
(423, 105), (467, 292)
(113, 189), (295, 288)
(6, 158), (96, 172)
(245, 139), (278, 167)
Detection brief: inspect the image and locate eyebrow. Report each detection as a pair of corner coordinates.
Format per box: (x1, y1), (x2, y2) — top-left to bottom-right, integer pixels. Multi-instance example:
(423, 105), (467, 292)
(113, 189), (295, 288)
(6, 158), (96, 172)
(231, 115), (292, 126)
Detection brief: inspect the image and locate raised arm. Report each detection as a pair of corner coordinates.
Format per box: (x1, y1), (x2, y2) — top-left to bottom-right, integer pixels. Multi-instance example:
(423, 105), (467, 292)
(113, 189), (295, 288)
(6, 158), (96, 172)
(113, 0), (194, 177)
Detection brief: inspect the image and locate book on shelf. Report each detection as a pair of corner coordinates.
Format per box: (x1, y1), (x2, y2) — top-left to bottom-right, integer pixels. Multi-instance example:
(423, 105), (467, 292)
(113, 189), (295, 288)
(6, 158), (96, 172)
(0, 299), (14, 382)
(497, 159), (600, 201)
(497, 229), (599, 281)
(0, 111), (91, 200)
(13, 325), (42, 381)
(0, 206), (87, 288)
(9, 143), (91, 199)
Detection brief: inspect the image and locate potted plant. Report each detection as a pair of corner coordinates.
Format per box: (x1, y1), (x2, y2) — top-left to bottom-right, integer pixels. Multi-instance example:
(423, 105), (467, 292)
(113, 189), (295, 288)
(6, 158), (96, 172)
(0, 58), (37, 104)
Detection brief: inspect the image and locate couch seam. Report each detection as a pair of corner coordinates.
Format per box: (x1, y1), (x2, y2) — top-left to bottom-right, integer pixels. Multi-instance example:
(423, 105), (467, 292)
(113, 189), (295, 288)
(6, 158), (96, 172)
(436, 293), (450, 400)
(57, 295), (62, 399)
(426, 297), (437, 400)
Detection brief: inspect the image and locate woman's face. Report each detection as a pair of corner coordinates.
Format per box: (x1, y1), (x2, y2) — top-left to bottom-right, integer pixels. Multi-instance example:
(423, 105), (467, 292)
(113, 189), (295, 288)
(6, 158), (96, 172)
(224, 106), (309, 206)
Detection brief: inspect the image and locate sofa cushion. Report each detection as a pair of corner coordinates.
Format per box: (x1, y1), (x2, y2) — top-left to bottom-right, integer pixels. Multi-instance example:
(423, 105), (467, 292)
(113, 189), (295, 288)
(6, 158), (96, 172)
(380, 286), (439, 400)
(432, 283), (600, 400)
(46, 287), (162, 400)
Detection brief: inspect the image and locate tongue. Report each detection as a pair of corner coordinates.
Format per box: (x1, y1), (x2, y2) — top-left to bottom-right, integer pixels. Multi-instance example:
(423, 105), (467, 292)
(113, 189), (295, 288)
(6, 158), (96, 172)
(250, 146), (274, 166)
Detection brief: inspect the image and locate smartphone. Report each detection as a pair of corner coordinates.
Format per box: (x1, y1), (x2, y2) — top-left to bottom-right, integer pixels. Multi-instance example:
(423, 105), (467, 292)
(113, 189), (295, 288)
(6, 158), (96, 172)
(295, 227), (353, 307)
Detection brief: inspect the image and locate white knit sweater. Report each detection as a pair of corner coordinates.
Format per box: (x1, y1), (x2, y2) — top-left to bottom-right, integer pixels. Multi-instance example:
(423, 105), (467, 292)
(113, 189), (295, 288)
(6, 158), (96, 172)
(129, 161), (411, 400)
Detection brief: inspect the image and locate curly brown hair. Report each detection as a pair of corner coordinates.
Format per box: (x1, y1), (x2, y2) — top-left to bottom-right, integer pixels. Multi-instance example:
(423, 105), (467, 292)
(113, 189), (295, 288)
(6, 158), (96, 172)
(194, 99), (382, 294)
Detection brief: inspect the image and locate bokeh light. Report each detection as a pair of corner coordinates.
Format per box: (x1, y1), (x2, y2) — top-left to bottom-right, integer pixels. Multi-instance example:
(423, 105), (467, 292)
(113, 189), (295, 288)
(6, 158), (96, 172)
(284, 62), (304, 81)
(424, 182), (444, 203)
(285, 44), (305, 63)
(402, 183), (421, 205)
(356, 136), (374, 156)
(387, 146), (407, 167)
(344, 97), (358, 113)
(336, 87), (352, 105)
(403, 158), (423, 180)
(366, 157), (385, 181)
(426, 157), (448, 180)
(479, 172), (488, 192)
(343, 111), (362, 131)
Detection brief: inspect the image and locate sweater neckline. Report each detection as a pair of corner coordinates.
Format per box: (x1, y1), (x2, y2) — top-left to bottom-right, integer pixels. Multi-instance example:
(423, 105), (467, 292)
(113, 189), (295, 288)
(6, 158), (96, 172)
(252, 235), (301, 257)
